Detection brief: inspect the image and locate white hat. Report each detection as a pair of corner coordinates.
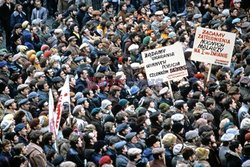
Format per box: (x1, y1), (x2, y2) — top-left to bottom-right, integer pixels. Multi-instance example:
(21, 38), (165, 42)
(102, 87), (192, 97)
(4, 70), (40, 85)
(34, 71), (45, 78)
(80, 43), (89, 50)
(128, 148), (142, 156)
(226, 128), (240, 135)
(221, 133), (235, 141)
(155, 10), (164, 15)
(154, 0), (161, 2)
(101, 99), (112, 109)
(241, 118), (250, 130)
(171, 113), (184, 122)
(54, 29), (63, 34)
(159, 87), (169, 95)
(173, 144), (184, 155)
(193, 14), (202, 19)
(233, 0), (241, 3)
(222, 9), (230, 17)
(232, 18), (241, 24)
(131, 63), (141, 69)
(128, 44), (139, 51)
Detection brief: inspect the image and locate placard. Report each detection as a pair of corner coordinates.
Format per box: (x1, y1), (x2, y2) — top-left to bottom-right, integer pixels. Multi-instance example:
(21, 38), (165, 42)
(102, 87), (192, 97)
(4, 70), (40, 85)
(142, 42), (188, 85)
(191, 27), (236, 66)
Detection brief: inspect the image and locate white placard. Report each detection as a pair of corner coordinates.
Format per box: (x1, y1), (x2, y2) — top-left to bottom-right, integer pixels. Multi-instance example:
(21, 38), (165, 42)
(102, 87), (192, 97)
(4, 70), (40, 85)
(191, 27), (236, 66)
(142, 42), (188, 86)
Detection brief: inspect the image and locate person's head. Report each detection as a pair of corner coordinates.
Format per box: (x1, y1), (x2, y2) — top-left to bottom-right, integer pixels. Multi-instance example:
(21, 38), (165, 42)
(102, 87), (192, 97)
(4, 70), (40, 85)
(182, 147), (195, 162)
(175, 100), (189, 113)
(29, 130), (43, 144)
(35, 0), (42, 8)
(229, 140), (242, 154)
(222, 97), (237, 110)
(205, 98), (216, 110)
(230, 8), (238, 17)
(1, 139), (11, 152)
(69, 132), (83, 149)
(14, 143), (27, 155)
(127, 148), (142, 162)
(42, 132), (55, 146)
(162, 133), (177, 148)
(195, 147), (209, 161)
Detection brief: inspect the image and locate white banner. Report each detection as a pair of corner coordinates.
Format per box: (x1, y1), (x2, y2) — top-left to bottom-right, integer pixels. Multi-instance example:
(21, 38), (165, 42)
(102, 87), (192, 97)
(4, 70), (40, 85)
(191, 27), (236, 66)
(141, 42), (188, 85)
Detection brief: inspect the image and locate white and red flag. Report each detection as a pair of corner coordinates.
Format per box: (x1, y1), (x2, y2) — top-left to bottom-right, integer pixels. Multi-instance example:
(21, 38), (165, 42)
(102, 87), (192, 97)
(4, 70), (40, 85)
(55, 75), (70, 135)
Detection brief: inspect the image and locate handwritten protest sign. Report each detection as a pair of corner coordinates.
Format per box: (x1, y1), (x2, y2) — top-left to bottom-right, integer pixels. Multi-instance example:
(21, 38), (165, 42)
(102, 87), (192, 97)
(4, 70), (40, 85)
(191, 27), (236, 66)
(142, 42), (188, 86)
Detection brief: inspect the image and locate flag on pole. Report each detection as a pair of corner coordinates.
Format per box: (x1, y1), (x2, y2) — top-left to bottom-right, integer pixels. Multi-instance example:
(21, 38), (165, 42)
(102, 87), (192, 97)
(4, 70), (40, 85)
(49, 89), (55, 133)
(55, 75), (70, 135)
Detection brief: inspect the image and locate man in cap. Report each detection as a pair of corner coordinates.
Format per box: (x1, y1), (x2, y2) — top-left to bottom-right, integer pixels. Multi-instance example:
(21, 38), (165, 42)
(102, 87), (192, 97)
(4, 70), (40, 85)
(159, 87), (173, 105)
(66, 36), (80, 56)
(150, 112), (164, 135)
(66, 132), (84, 167)
(26, 130), (46, 167)
(127, 148), (142, 167)
(151, 10), (164, 34)
(15, 84), (29, 103)
(15, 123), (28, 145)
(116, 123), (130, 140)
(4, 99), (17, 115)
(37, 80), (49, 101)
(18, 98), (33, 123)
(185, 129), (200, 150)
(115, 141), (129, 167)
(233, 0), (244, 15)
(149, 147), (165, 167)
(202, 7), (219, 24)
(91, 108), (104, 140)
(143, 134), (160, 161)
(219, 133), (235, 167)
(225, 8), (239, 31)
(150, 0), (164, 14)
(125, 132), (139, 149)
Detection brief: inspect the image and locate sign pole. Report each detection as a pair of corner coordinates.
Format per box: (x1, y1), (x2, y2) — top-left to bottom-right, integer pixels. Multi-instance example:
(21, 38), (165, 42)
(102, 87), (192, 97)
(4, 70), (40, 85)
(207, 63), (212, 83)
(168, 81), (174, 100)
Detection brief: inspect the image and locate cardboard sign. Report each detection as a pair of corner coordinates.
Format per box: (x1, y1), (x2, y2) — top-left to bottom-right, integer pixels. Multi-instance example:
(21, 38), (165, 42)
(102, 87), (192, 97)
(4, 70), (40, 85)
(191, 27), (236, 66)
(142, 42), (188, 85)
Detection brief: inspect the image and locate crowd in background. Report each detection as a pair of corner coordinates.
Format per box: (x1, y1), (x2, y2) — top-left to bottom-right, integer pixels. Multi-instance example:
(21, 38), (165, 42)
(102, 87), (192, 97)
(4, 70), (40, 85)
(0, 0), (250, 167)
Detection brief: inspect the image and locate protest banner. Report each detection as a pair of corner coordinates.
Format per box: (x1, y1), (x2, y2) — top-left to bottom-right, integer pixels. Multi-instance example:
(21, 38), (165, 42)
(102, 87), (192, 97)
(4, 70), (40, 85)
(191, 27), (236, 66)
(141, 42), (188, 86)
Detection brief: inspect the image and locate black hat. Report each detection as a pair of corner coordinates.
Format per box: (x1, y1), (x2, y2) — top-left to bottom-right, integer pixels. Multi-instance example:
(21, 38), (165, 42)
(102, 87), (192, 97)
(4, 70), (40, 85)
(172, 123), (184, 134)
(145, 135), (159, 147)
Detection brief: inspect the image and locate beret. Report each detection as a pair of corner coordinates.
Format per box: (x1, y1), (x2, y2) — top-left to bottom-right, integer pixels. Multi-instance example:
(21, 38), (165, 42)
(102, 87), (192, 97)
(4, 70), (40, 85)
(125, 132), (137, 141)
(22, 21), (29, 29)
(155, 10), (164, 15)
(18, 98), (30, 106)
(43, 50), (52, 58)
(68, 36), (77, 42)
(185, 129), (199, 140)
(130, 85), (140, 95)
(128, 148), (142, 156)
(74, 92), (83, 101)
(159, 87), (169, 95)
(34, 71), (45, 78)
(28, 92), (39, 99)
(77, 97), (88, 105)
(91, 107), (101, 116)
(74, 56), (84, 63)
(232, 18), (241, 24)
(115, 141), (127, 150)
(101, 99), (112, 110)
(99, 156), (112, 166)
(146, 135), (159, 147)
(0, 60), (7, 68)
(116, 123), (129, 133)
(221, 133), (235, 141)
(17, 84), (29, 91)
(128, 44), (139, 51)
(152, 147), (165, 154)
(14, 123), (26, 133)
(171, 113), (184, 121)
(4, 99), (15, 107)
(79, 43), (89, 50)
(233, 0), (241, 3)
(226, 128), (240, 135)
(40, 44), (50, 51)
(168, 32), (176, 38)
(52, 76), (63, 83)
(118, 99), (129, 107)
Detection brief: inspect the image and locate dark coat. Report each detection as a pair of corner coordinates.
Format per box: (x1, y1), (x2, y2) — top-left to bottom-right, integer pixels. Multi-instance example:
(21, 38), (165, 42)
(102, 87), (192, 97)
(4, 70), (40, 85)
(0, 3), (15, 28)
(10, 11), (27, 28)
(67, 147), (85, 167)
(26, 143), (47, 167)
(225, 150), (242, 167)
(116, 154), (129, 167)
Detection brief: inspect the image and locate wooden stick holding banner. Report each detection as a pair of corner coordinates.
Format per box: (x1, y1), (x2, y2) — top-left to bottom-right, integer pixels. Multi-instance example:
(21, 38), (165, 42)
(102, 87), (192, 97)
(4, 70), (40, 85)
(207, 63), (212, 83)
(167, 81), (174, 100)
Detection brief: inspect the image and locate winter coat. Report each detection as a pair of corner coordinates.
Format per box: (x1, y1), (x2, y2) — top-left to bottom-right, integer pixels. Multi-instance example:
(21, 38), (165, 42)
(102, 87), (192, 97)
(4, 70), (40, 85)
(58, 138), (70, 159)
(149, 159), (165, 167)
(10, 11), (26, 28)
(127, 161), (136, 167)
(225, 150), (242, 167)
(67, 147), (85, 167)
(116, 154), (129, 167)
(26, 143), (47, 167)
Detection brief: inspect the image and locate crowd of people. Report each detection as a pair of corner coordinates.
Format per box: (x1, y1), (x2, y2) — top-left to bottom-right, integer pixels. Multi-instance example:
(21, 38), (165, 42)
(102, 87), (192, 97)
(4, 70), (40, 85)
(0, 0), (250, 167)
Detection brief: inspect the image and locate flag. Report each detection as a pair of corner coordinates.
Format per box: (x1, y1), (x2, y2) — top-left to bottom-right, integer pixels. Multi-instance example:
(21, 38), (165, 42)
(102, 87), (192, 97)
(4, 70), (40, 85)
(55, 75), (70, 135)
(49, 89), (55, 133)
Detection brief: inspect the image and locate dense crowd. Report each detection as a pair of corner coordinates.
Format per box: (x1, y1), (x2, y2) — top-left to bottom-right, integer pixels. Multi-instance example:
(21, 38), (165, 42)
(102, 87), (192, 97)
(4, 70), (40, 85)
(0, 0), (250, 167)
